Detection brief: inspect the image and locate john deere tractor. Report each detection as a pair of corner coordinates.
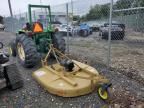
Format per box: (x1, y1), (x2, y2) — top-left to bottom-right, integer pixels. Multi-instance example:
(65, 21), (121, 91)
(9, 5), (66, 68)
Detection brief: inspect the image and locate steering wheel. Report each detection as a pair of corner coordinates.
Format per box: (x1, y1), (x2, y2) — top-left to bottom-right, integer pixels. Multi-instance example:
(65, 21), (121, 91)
(0, 42), (3, 49)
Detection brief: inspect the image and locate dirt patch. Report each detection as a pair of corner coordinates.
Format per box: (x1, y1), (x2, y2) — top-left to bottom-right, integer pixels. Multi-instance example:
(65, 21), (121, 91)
(109, 90), (144, 108)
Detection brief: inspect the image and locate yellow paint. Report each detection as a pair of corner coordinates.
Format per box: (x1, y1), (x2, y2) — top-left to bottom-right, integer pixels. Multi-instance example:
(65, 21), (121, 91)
(33, 60), (109, 97)
(98, 87), (108, 100)
(17, 43), (25, 61)
(9, 46), (12, 56)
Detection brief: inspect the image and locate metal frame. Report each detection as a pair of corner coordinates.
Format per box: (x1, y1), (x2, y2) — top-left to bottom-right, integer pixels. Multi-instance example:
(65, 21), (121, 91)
(66, 3), (70, 54)
(28, 4), (51, 25)
(108, 1), (144, 70)
(27, 4), (53, 53)
(107, 0), (113, 69)
(113, 7), (144, 12)
(41, 44), (109, 87)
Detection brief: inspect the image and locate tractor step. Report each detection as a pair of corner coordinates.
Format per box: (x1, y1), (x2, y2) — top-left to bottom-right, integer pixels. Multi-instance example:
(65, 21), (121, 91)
(0, 78), (6, 89)
(4, 63), (23, 90)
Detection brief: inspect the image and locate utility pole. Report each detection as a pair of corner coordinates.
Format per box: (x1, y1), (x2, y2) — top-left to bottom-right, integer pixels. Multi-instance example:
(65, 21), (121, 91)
(71, 0), (73, 25)
(66, 3), (69, 54)
(71, 0), (74, 37)
(8, 0), (13, 17)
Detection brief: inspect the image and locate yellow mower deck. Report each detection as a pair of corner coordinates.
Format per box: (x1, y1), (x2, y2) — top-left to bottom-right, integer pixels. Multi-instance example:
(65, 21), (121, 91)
(33, 60), (108, 97)
(33, 45), (110, 98)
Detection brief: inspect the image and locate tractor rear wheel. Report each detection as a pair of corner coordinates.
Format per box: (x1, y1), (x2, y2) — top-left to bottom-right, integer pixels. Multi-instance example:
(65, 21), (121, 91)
(16, 34), (39, 68)
(52, 33), (66, 53)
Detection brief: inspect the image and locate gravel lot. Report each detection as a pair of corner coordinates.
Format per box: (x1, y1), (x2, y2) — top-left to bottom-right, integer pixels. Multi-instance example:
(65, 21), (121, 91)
(0, 31), (144, 108)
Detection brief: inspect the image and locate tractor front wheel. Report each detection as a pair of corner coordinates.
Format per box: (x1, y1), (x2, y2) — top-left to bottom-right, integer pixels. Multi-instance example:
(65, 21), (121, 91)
(97, 83), (111, 100)
(16, 34), (39, 68)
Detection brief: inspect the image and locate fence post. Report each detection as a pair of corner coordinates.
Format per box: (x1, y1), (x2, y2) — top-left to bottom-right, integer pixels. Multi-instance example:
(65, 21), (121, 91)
(66, 3), (69, 54)
(107, 0), (113, 69)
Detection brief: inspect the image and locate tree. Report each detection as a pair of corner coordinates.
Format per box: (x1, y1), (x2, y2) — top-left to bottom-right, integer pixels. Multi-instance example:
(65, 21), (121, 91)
(114, 0), (144, 9)
(114, 0), (134, 9)
(100, 3), (110, 18)
(80, 0), (144, 21)
(138, 0), (144, 6)
(80, 15), (86, 22)
(114, 0), (144, 15)
(73, 15), (80, 21)
(82, 4), (110, 21)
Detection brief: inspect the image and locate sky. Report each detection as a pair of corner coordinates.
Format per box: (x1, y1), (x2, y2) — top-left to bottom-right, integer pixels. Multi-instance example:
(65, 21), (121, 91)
(0, 0), (73, 16)
(1, 0), (117, 17)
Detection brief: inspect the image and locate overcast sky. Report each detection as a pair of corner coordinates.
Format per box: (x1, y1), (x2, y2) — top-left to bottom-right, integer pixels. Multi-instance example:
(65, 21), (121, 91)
(1, 0), (117, 16)
(1, 0), (73, 16)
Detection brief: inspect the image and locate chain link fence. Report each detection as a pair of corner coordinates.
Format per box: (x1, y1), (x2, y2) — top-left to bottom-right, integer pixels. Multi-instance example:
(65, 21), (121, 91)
(4, 15), (27, 32)
(3, 0), (144, 80)
(1, 0), (144, 107)
(3, 0), (111, 72)
(110, 0), (144, 83)
(68, 0), (111, 72)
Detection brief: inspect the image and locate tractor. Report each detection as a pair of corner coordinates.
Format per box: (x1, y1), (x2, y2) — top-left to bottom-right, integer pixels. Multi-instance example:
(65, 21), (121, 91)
(9, 4), (66, 68)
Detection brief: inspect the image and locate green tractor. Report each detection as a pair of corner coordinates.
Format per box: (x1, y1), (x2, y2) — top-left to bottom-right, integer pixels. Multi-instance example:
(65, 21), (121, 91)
(9, 4), (66, 68)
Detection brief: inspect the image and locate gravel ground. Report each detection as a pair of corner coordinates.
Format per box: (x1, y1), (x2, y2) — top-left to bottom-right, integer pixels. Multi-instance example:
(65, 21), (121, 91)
(68, 32), (144, 107)
(0, 32), (144, 108)
(0, 32), (107, 108)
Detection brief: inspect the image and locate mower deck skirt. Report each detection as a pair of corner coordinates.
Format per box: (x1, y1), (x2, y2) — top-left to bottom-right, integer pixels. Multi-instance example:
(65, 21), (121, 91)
(32, 60), (101, 97)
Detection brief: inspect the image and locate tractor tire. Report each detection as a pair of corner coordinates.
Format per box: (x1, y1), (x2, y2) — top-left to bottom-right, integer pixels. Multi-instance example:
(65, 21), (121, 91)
(9, 39), (16, 57)
(4, 63), (23, 90)
(16, 34), (39, 68)
(52, 32), (66, 53)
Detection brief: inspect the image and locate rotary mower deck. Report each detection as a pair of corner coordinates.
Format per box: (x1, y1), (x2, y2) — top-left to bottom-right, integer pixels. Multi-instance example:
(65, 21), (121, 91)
(33, 45), (111, 100)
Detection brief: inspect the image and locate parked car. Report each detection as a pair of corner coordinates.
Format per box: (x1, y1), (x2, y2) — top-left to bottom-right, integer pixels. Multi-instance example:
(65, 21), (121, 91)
(52, 21), (61, 27)
(90, 25), (100, 32)
(87, 21), (106, 32)
(78, 23), (92, 37)
(56, 24), (74, 36)
(89, 22), (103, 32)
(0, 23), (5, 31)
(99, 23), (125, 40)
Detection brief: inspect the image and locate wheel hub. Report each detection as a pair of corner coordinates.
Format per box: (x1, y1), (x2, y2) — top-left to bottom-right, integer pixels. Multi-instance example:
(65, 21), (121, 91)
(9, 47), (12, 55)
(17, 43), (25, 61)
(98, 87), (108, 100)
